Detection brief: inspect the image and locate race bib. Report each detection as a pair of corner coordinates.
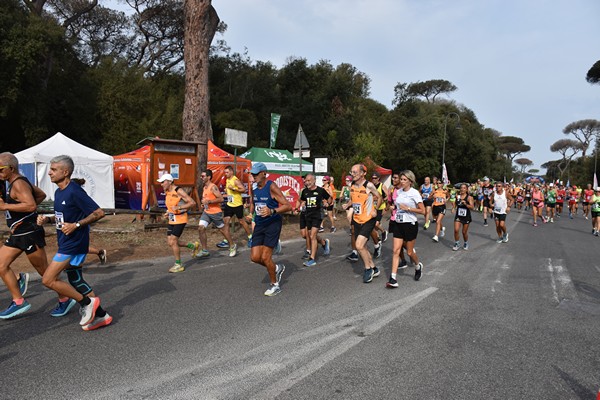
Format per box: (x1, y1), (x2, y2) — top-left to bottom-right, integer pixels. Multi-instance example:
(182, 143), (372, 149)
(458, 208), (467, 217)
(168, 212), (176, 222)
(255, 202), (267, 214)
(422, 193), (429, 199)
(227, 195), (233, 203)
(395, 211), (404, 222)
(306, 196), (318, 208)
(4, 210), (10, 219)
(494, 207), (502, 213)
(436, 197), (445, 203)
(54, 211), (65, 229)
(352, 203), (362, 214)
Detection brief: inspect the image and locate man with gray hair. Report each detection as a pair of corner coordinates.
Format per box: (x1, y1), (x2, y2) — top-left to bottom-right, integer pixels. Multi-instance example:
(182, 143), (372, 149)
(37, 155), (112, 330)
(0, 152), (48, 319)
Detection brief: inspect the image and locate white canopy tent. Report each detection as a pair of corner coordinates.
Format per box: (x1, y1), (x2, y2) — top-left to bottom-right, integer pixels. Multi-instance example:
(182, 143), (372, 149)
(15, 132), (115, 208)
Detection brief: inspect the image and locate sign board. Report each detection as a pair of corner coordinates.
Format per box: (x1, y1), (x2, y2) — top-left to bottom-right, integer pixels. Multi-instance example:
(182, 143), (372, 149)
(225, 128), (248, 148)
(293, 150), (311, 158)
(294, 124), (310, 149)
(314, 157), (328, 173)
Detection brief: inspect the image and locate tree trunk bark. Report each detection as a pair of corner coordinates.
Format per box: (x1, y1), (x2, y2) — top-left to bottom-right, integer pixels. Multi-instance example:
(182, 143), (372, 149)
(183, 0), (219, 187)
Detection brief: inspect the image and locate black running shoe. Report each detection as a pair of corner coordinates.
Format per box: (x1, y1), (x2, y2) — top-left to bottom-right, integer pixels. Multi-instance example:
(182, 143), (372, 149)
(414, 262), (423, 281)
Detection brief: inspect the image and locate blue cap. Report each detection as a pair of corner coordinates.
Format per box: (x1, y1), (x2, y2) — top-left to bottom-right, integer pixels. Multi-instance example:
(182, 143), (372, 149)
(250, 162), (267, 174)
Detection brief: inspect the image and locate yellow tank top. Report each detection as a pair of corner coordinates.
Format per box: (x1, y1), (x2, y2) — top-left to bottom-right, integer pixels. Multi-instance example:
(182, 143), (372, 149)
(202, 183), (222, 214)
(165, 187), (188, 225)
(226, 176), (243, 207)
(375, 182), (386, 210)
(350, 181), (375, 224)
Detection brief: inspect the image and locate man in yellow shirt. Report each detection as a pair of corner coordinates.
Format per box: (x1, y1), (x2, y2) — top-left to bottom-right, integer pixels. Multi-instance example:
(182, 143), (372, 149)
(217, 166), (252, 249)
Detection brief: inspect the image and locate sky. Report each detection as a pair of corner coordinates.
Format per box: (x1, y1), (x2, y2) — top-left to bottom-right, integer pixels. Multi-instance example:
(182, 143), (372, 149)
(214, 0), (600, 172)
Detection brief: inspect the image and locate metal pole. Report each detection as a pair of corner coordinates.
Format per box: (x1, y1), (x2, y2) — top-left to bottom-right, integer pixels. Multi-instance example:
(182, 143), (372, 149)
(299, 144), (302, 177)
(442, 112), (460, 180)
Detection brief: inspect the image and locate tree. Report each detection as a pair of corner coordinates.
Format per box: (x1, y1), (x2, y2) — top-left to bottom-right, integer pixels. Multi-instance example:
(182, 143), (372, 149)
(182, 0), (219, 177)
(562, 119), (600, 158)
(586, 60), (600, 84)
(496, 136), (531, 163)
(392, 79), (457, 105)
(515, 158), (533, 174)
(550, 138), (583, 179)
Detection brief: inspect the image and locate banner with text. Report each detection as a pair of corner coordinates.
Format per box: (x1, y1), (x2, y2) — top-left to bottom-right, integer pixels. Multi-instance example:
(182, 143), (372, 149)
(270, 113), (281, 148)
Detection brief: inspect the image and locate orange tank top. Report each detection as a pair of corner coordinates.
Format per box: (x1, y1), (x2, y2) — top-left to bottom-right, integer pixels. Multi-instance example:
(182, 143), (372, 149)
(202, 183), (222, 214)
(350, 181), (375, 224)
(165, 187), (188, 225)
(432, 189), (447, 206)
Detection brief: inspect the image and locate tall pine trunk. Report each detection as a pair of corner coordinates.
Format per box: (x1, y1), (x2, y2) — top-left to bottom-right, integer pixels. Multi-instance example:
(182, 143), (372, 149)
(183, 0), (219, 187)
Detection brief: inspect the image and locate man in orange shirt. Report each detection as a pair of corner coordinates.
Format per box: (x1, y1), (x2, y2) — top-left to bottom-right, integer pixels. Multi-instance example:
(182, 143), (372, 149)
(196, 169), (236, 258)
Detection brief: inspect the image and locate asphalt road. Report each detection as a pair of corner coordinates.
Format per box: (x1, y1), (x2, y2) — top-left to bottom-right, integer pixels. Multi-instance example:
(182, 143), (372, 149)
(1, 208), (599, 400)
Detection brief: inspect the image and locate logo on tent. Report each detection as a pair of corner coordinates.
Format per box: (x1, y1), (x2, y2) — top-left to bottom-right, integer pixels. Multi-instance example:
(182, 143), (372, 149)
(265, 150), (291, 161)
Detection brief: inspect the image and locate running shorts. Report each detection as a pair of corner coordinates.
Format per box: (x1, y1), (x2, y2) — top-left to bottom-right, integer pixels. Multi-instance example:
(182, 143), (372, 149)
(4, 227), (46, 255)
(167, 223), (186, 237)
(388, 220), (418, 241)
(352, 218), (377, 240)
(251, 218), (282, 249)
(223, 204), (244, 219)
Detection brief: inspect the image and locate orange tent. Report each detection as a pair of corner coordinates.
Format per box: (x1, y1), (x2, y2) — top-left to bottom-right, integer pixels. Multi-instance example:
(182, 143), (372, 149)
(207, 140), (252, 193)
(113, 146), (151, 210)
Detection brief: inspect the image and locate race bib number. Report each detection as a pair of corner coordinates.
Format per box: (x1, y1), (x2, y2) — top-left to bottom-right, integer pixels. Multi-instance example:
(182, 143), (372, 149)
(436, 197), (445, 203)
(306, 196), (318, 208)
(4, 210), (10, 220)
(255, 202), (267, 214)
(494, 207), (502, 213)
(227, 195), (233, 203)
(168, 212), (176, 222)
(352, 203), (362, 214)
(395, 212), (404, 222)
(54, 211), (65, 229)
(422, 193), (429, 198)
(458, 208), (467, 217)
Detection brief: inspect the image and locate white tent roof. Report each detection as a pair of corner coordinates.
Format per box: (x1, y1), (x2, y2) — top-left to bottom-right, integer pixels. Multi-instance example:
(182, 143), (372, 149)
(15, 132), (112, 164)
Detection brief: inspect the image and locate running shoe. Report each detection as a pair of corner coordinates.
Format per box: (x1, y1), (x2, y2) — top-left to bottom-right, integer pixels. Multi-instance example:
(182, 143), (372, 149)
(169, 263), (185, 273)
(79, 297), (100, 326)
(264, 284), (281, 296)
(191, 241), (200, 258)
(372, 267), (380, 277)
(363, 268), (374, 283)
(533, 223), (538, 227)
(550, 218), (554, 223)
(82, 313), (113, 331)
(229, 243), (237, 257)
(197, 249), (210, 258)
(452, 242), (460, 251)
(302, 250), (311, 260)
(275, 264), (285, 284)
(399, 259), (408, 269)
(18, 272), (29, 297)
(386, 277), (399, 288)
(382, 230), (388, 242)
(502, 234), (509, 243)
(496, 237), (503, 243)
(440, 227), (446, 237)
(274, 240), (282, 255)
(216, 240), (229, 249)
(303, 259), (317, 267)
(432, 235), (439, 242)
(463, 242), (469, 251)
(346, 251), (359, 262)
(50, 299), (77, 317)
(323, 239), (331, 256)
(594, 231), (599, 237)
(373, 243), (382, 259)
(0, 300), (31, 319)
(247, 236), (252, 248)
(414, 262), (423, 281)
(542, 216), (547, 223)
(483, 221), (488, 227)
(98, 249), (107, 265)
(423, 221), (430, 230)
(569, 213), (573, 219)
(318, 227), (325, 233)
(330, 227), (337, 233)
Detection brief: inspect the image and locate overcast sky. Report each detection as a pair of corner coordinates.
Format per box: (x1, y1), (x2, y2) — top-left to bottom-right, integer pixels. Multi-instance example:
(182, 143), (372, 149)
(215, 0), (600, 172)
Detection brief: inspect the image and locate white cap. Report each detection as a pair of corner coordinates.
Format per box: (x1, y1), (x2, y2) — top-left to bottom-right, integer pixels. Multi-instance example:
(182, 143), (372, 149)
(157, 173), (174, 183)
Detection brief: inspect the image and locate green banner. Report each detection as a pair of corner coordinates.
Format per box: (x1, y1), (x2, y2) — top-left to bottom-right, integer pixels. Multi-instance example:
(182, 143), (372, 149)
(270, 113), (281, 148)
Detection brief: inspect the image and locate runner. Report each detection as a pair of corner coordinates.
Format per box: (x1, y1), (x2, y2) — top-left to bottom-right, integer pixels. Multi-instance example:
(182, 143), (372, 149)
(158, 173), (198, 273)
(386, 170), (425, 288)
(319, 176), (336, 233)
(452, 183), (474, 251)
(38, 155), (111, 330)
(431, 180), (448, 242)
(72, 179), (108, 264)
(556, 184), (566, 216)
(196, 169), (237, 258)
(295, 177), (311, 260)
(481, 177), (494, 226)
(342, 175), (360, 262)
(568, 185), (579, 218)
(490, 181), (513, 243)
(0, 153), (50, 319)
(248, 162), (291, 296)
(342, 164), (382, 283)
(299, 174), (331, 267)
(545, 183), (557, 223)
(419, 176), (433, 229)
(591, 187), (600, 236)
(531, 184), (545, 226)
(387, 173), (409, 269)
(583, 183), (594, 220)
(217, 166), (252, 249)
(370, 171), (389, 258)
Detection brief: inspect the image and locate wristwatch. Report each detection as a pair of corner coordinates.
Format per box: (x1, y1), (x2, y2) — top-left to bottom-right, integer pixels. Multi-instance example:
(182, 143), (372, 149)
(75, 222), (81, 228)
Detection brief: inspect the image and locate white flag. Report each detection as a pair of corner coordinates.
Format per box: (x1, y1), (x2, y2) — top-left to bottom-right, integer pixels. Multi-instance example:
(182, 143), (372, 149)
(594, 172), (598, 189)
(442, 163), (448, 185)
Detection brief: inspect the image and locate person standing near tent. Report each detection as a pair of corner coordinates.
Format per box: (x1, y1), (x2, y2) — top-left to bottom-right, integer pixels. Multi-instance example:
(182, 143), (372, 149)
(0, 152), (49, 319)
(196, 169), (237, 258)
(156, 173), (198, 273)
(38, 155), (111, 330)
(217, 166), (252, 249)
(248, 162), (291, 296)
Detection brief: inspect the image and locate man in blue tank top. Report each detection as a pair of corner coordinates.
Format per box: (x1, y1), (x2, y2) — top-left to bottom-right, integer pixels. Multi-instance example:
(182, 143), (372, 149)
(249, 162), (292, 296)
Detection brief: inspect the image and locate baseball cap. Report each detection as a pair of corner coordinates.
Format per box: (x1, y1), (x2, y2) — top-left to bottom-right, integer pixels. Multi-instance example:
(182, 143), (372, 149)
(345, 175), (352, 181)
(323, 175), (330, 181)
(372, 171), (381, 178)
(549, 183), (554, 187)
(483, 176), (490, 182)
(250, 162), (267, 175)
(157, 173), (174, 183)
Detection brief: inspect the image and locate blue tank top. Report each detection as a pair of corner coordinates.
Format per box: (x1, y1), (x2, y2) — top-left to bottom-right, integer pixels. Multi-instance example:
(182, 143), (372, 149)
(421, 184), (432, 199)
(253, 180), (281, 225)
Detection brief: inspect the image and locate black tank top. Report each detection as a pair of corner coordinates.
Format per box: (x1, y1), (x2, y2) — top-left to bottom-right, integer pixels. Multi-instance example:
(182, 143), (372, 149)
(455, 193), (472, 219)
(5, 177), (38, 234)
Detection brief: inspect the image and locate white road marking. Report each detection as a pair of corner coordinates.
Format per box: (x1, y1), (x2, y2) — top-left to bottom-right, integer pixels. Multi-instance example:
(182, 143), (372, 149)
(546, 258), (577, 304)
